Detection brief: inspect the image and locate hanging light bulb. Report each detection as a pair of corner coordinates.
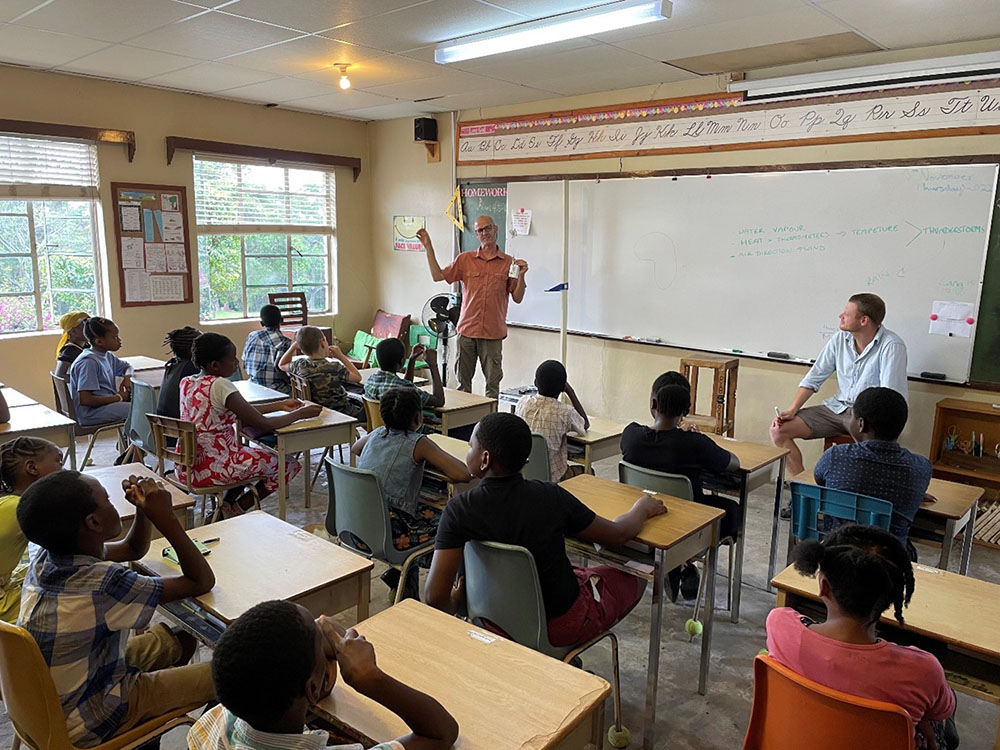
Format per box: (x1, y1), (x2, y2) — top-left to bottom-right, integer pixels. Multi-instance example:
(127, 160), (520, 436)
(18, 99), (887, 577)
(336, 63), (351, 90)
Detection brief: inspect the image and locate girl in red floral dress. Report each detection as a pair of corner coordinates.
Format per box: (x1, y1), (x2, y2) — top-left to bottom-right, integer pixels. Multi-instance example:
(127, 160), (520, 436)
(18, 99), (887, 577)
(178, 332), (321, 516)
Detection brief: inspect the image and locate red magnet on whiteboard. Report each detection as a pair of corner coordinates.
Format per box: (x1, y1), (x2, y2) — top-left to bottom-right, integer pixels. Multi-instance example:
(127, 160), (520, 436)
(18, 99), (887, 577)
(929, 314), (938, 320)
(967, 317), (976, 324)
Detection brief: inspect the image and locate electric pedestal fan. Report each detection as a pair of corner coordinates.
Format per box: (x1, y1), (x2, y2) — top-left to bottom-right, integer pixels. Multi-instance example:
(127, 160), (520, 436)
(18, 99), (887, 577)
(420, 293), (460, 386)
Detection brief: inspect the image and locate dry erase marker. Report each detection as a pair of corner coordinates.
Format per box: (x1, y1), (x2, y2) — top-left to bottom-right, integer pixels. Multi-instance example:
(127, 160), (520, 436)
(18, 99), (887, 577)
(774, 407), (781, 418)
(202, 537), (220, 544)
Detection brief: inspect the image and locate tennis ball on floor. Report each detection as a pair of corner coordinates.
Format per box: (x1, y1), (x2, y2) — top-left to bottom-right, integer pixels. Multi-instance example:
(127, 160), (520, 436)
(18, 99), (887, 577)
(685, 618), (703, 636)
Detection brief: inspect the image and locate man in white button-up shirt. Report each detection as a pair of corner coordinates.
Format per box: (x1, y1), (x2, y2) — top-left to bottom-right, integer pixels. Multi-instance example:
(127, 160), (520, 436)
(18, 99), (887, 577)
(770, 293), (908, 476)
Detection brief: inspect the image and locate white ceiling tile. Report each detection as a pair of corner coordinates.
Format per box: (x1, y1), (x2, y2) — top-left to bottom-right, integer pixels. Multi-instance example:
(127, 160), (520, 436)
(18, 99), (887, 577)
(605, 6), (848, 61)
(297, 55), (445, 90)
(532, 59), (695, 96)
(143, 61), (278, 92)
(333, 100), (449, 120)
(220, 0), (426, 34)
(1, 1), (53, 23)
(432, 85), (558, 111)
(320, 0), (525, 54)
(13, 0), (198, 43)
(223, 34), (385, 75)
(364, 69), (511, 99)
(476, 1), (608, 19)
(456, 42), (666, 83)
(814, 0), (998, 28)
(218, 75), (339, 102)
(0, 23), (109, 67)
(860, 12), (1000, 49)
(63, 44), (203, 79)
(284, 89), (399, 112)
(597, 0), (806, 43)
(125, 11), (303, 60)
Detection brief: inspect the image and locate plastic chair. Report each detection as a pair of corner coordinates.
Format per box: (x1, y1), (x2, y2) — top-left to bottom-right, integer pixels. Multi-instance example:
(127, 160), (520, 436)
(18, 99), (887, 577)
(618, 461), (738, 622)
(463, 540), (629, 748)
(521, 433), (552, 481)
(324, 458), (432, 605)
(347, 331), (382, 369)
(362, 396), (384, 433)
(743, 654), (914, 749)
(50, 372), (125, 468)
(121, 380), (156, 465)
(0, 620), (201, 750)
(788, 481), (892, 542)
(147, 414), (265, 523)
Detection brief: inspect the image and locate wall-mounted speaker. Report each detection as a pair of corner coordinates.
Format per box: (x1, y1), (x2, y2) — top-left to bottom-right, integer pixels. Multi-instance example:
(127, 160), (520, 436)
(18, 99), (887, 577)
(414, 117), (438, 142)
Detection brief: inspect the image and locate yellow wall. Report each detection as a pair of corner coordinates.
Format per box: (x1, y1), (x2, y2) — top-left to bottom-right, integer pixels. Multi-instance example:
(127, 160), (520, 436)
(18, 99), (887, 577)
(367, 44), (1000, 468)
(0, 65), (372, 407)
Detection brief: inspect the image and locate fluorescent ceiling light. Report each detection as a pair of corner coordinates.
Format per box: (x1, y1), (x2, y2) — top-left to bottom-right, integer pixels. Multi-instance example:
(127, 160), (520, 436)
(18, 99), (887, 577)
(729, 51), (1000, 102)
(435, 0), (670, 64)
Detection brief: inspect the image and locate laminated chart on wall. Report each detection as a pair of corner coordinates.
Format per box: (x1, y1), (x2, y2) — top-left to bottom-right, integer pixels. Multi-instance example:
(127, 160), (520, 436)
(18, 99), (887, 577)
(112, 183), (194, 307)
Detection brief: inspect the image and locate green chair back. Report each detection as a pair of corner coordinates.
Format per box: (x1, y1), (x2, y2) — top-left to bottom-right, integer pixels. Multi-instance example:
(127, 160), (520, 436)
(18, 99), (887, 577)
(618, 460), (694, 501)
(522, 433), (552, 482)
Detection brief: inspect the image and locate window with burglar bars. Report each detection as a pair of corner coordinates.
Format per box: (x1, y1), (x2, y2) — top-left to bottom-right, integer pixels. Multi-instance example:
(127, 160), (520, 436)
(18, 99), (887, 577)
(193, 155), (336, 321)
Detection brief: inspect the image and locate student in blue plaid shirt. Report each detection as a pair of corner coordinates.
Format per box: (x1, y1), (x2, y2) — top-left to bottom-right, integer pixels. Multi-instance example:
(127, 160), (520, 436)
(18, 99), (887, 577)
(17, 471), (216, 748)
(242, 305), (292, 394)
(363, 338), (444, 408)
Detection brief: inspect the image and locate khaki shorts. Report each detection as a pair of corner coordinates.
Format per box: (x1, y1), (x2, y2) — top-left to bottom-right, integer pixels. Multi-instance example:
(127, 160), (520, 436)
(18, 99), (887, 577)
(797, 405), (853, 439)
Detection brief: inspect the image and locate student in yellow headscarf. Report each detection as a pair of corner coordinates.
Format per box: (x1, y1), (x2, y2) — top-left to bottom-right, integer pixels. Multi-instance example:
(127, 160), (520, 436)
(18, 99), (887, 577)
(54, 311), (90, 378)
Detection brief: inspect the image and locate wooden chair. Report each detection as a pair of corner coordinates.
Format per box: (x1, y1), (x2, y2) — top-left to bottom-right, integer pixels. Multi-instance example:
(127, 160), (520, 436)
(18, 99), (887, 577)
(680, 356), (738, 437)
(289, 372), (347, 486)
(147, 414), (265, 523)
(823, 433), (855, 451)
(50, 372), (125, 468)
(0, 620), (201, 750)
(362, 396), (384, 433)
(268, 291), (332, 344)
(743, 654), (914, 749)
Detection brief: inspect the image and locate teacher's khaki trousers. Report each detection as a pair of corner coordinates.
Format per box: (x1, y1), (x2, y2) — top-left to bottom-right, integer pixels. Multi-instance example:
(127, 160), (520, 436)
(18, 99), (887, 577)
(456, 335), (503, 398)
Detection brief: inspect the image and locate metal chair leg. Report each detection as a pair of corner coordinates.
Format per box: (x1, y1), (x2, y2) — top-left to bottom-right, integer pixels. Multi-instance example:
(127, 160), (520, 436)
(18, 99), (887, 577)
(311, 447), (332, 489)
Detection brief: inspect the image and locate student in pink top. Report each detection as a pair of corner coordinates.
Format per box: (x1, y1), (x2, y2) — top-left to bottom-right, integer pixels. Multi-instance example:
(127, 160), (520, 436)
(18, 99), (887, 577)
(766, 524), (958, 750)
(417, 217), (527, 398)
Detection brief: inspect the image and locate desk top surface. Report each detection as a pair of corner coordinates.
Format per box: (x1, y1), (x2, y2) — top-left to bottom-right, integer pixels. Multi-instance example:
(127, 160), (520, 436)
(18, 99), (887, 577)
(274, 406), (357, 434)
(772, 563), (1000, 658)
(122, 355), (167, 371)
(426, 433), (469, 463)
(136, 511), (372, 623)
(705, 433), (788, 473)
(314, 599), (609, 750)
(235, 380), (288, 404)
(0, 387), (37, 408)
(790, 471), (983, 520)
(0, 402), (74, 433)
(357, 368), (429, 387)
(569, 415), (625, 445)
(422, 386), (496, 412)
(132, 368), (166, 390)
(88, 463), (196, 519)
(560, 473), (723, 550)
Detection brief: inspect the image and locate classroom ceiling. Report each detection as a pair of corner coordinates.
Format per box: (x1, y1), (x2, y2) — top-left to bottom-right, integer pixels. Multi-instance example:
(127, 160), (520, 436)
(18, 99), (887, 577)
(1, 0), (999, 121)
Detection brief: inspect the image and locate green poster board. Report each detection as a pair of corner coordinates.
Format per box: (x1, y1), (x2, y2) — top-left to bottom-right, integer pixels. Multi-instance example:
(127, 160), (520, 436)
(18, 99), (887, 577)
(459, 182), (508, 254)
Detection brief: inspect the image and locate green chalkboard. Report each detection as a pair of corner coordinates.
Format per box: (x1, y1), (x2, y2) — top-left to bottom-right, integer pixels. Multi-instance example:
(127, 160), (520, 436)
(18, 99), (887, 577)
(969, 189), (1000, 386)
(459, 181), (507, 254)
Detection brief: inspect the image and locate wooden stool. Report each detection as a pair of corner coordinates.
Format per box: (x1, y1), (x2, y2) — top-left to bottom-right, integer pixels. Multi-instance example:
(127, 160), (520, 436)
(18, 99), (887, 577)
(822, 433), (854, 451)
(680, 356), (738, 437)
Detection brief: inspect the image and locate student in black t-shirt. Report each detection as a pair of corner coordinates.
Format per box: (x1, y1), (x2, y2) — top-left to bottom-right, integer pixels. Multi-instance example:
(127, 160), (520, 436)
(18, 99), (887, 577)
(425, 412), (666, 648)
(621, 379), (741, 601)
(156, 327), (201, 420)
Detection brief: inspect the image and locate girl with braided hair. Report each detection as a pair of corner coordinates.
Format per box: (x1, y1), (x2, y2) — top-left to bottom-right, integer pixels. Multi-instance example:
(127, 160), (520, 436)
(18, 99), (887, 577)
(767, 524), (958, 749)
(0, 437), (63, 622)
(156, 326), (201, 420)
(351, 387), (471, 599)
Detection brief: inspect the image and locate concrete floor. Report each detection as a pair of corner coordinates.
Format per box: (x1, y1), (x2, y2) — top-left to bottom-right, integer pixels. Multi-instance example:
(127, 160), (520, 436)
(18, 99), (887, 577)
(2, 435), (998, 749)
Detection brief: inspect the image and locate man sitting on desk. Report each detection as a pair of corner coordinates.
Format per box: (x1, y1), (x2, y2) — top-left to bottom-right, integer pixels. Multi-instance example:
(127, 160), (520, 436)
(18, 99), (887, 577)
(417, 217), (527, 399)
(771, 293), (908, 478)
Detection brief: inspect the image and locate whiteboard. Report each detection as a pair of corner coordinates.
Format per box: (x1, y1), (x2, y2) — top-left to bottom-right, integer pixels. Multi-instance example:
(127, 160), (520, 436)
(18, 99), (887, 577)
(506, 164), (998, 382)
(505, 181), (564, 329)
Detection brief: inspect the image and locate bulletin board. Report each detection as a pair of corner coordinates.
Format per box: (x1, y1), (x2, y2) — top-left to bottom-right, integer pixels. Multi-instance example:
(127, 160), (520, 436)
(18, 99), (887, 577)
(111, 182), (194, 307)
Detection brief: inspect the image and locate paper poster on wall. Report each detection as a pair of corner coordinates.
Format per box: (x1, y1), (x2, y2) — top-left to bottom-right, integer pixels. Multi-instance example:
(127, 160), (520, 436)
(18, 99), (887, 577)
(124, 269), (151, 302)
(119, 203), (142, 233)
(143, 209), (155, 242)
(161, 211), (183, 242)
(511, 207), (532, 236)
(120, 237), (144, 268)
(393, 215), (426, 252)
(145, 243), (166, 272)
(150, 275), (184, 302)
(161, 194), (180, 212)
(929, 300), (975, 337)
(165, 243), (187, 272)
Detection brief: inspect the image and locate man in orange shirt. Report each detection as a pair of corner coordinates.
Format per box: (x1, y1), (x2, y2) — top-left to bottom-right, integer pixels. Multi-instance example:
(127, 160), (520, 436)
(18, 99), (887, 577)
(418, 216), (527, 398)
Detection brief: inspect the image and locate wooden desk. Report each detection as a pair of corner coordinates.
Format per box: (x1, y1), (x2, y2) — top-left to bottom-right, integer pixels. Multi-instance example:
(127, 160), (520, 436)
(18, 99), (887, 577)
(772, 562), (1000, 747)
(357, 368), (429, 387)
(132, 367), (165, 390)
(136, 511), (372, 628)
(423, 386), (496, 434)
(90, 462), (196, 534)
(0, 403), (77, 469)
(0, 387), (37, 409)
(236, 380), (288, 404)
(790, 472), (983, 575)
(313, 600), (609, 750)
(276, 407), (358, 519)
(122, 355), (167, 371)
(704, 433), (788, 616)
(568, 415), (625, 474)
(421, 434), (478, 502)
(561, 473), (723, 749)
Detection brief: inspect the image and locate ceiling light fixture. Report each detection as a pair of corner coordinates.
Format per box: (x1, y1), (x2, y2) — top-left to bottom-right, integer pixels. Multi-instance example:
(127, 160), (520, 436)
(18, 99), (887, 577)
(335, 63), (351, 90)
(435, 0), (671, 64)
